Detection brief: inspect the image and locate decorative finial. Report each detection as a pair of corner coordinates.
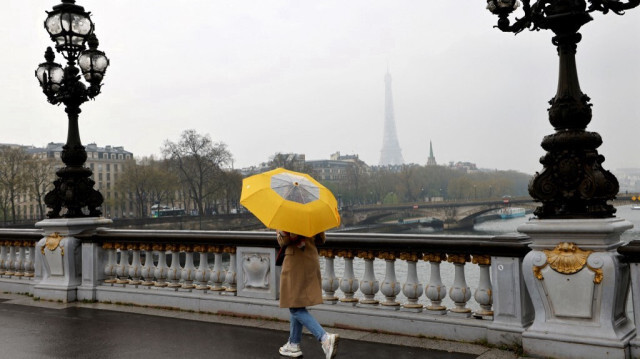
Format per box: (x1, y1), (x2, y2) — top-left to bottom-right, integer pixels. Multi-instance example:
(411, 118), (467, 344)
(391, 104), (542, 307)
(87, 33), (99, 50)
(44, 47), (55, 63)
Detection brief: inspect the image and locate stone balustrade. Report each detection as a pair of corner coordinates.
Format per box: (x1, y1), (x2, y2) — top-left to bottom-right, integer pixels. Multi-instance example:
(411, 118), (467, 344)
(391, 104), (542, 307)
(9, 225), (640, 357)
(0, 227), (535, 347)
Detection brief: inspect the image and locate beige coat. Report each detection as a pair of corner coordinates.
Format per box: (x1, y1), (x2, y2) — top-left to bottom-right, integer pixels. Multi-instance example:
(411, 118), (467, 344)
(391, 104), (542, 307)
(277, 231), (325, 308)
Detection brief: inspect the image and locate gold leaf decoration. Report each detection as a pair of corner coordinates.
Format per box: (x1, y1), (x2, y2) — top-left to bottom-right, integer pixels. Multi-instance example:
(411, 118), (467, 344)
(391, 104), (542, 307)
(587, 264), (603, 284)
(544, 242), (591, 275)
(356, 250), (376, 260)
(399, 252), (419, 262)
(472, 255), (491, 266)
(533, 264), (546, 280)
(378, 251), (396, 261)
(423, 253), (446, 263)
(447, 254), (470, 264)
(45, 232), (64, 252)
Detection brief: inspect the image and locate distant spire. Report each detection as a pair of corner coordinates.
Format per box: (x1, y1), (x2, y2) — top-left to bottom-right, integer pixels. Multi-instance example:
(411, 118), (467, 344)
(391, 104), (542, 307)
(427, 140), (437, 166)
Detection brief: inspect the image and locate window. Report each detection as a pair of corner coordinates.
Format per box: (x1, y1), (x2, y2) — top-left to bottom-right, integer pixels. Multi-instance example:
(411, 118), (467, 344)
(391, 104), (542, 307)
(106, 164), (110, 172)
(98, 164), (102, 171)
(90, 163), (94, 170)
(107, 173), (110, 181)
(99, 173), (103, 181)
(118, 154), (123, 160)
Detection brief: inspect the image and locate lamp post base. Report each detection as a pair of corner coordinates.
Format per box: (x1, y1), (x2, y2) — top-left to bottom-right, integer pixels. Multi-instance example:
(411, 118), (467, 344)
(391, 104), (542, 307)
(34, 217), (112, 302)
(518, 218), (634, 359)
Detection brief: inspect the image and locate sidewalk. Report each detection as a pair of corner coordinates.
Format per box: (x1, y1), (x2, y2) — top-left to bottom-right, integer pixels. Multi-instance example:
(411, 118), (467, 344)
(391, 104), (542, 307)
(0, 293), (520, 359)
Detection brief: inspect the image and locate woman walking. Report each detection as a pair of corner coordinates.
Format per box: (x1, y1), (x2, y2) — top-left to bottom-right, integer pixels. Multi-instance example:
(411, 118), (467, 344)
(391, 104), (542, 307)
(277, 230), (339, 358)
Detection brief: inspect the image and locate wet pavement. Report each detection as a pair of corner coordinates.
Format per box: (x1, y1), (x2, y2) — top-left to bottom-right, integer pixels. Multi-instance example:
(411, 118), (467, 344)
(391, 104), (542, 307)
(0, 295), (513, 359)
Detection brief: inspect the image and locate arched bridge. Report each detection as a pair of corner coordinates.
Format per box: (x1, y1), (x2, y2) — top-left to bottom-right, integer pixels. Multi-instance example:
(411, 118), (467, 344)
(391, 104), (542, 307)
(340, 198), (538, 230)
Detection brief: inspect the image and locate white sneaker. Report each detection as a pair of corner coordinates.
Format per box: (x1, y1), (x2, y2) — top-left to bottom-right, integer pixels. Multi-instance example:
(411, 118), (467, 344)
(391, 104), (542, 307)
(322, 333), (339, 359)
(279, 342), (303, 357)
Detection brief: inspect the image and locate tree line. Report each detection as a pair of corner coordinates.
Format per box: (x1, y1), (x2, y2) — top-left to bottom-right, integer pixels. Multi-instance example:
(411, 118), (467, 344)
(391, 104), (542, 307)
(0, 129), (532, 224)
(274, 159), (532, 208)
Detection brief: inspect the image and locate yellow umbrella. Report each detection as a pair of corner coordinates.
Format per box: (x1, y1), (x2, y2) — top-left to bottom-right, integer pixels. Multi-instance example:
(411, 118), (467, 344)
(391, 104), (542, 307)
(240, 168), (341, 237)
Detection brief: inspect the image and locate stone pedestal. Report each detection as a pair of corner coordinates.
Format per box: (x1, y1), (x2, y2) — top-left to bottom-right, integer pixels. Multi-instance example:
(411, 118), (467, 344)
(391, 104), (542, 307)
(519, 218), (633, 359)
(34, 218), (112, 302)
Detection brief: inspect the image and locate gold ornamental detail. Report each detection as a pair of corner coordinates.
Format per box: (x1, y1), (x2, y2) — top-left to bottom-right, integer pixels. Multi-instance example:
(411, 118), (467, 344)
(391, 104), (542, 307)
(545, 242), (591, 275)
(587, 264), (603, 284)
(472, 255), (491, 266)
(423, 253), (446, 263)
(378, 251), (397, 261)
(356, 250), (376, 260)
(152, 243), (165, 251)
(399, 252), (419, 262)
(43, 232), (64, 255)
(222, 246), (236, 254)
(533, 243), (602, 284)
(318, 248), (335, 258)
(336, 249), (355, 259)
(447, 254), (470, 265)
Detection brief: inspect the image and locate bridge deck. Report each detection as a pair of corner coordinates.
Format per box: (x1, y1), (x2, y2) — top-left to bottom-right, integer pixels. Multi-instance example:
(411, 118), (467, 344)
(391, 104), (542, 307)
(0, 293), (519, 359)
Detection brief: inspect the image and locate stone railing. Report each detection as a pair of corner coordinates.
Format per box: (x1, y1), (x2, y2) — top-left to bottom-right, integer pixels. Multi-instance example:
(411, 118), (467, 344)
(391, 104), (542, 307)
(0, 225), (534, 347)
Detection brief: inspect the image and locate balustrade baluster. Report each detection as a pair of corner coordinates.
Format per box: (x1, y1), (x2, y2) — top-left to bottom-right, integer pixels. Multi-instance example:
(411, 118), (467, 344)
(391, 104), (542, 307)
(13, 241), (25, 277)
(140, 244), (155, 286)
(379, 251), (401, 309)
(472, 255), (493, 318)
(24, 242), (35, 278)
(447, 254), (472, 317)
(337, 250), (359, 305)
(423, 253), (447, 315)
(357, 250), (379, 306)
(194, 245), (210, 290)
(166, 244), (182, 288)
(223, 246), (237, 294)
(181, 245), (196, 290)
(400, 252), (423, 312)
(128, 244), (142, 285)
(115, 243), (130, 285)
(209, 246), (225, 291)
(319, 249), (339, 304)
(5, 241), (16, 276)
(153, 244), (169, 287)
(102, 243), (117, 284)
(0, 242), (6, 275)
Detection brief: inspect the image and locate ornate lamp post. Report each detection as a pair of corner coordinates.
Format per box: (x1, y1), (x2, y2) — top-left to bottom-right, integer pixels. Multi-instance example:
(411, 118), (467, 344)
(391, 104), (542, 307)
(487, 0), (638, 219)
(35, 0), (110, 218)
(486, 1), (639, 357)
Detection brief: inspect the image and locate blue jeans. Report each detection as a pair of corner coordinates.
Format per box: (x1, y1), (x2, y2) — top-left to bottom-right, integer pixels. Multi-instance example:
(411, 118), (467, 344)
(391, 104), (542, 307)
(289, 307), (326, 344)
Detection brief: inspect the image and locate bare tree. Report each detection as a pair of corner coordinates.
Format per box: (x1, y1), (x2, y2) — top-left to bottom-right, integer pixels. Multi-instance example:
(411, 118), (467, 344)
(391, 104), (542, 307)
(162, 129), (232, 219)
(116, 158), (152, 217)
(0, 147), (28, 222)
(24, 156), (56, 220)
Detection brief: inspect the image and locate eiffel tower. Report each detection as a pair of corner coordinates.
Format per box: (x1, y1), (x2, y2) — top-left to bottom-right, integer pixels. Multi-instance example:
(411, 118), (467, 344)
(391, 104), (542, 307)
(379, 70), (404, 166)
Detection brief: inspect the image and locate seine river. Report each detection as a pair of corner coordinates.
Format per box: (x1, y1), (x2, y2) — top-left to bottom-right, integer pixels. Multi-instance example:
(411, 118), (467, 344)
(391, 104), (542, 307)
(325, 205), (640, 310)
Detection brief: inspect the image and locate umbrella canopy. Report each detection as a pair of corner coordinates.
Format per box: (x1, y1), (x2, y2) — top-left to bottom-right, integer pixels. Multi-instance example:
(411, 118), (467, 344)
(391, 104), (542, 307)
(240, 168), (341, 237)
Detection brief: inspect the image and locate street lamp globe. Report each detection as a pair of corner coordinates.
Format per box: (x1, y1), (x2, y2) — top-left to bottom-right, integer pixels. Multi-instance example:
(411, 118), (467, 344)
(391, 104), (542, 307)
(44, 0), (93, 60)
(35, 47), (64, 94)
(78, 34), (109, 83)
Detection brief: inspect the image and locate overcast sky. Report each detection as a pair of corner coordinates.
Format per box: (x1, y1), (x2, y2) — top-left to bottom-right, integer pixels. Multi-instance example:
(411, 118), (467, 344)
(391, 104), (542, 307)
(1, 1), (639, 174)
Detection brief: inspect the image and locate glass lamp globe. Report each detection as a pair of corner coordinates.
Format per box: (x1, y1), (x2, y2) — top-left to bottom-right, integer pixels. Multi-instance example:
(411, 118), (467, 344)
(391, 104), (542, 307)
(78, 34), (109, 82)
(35, 47), (64, 93)
(44, 1), (93, 58)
